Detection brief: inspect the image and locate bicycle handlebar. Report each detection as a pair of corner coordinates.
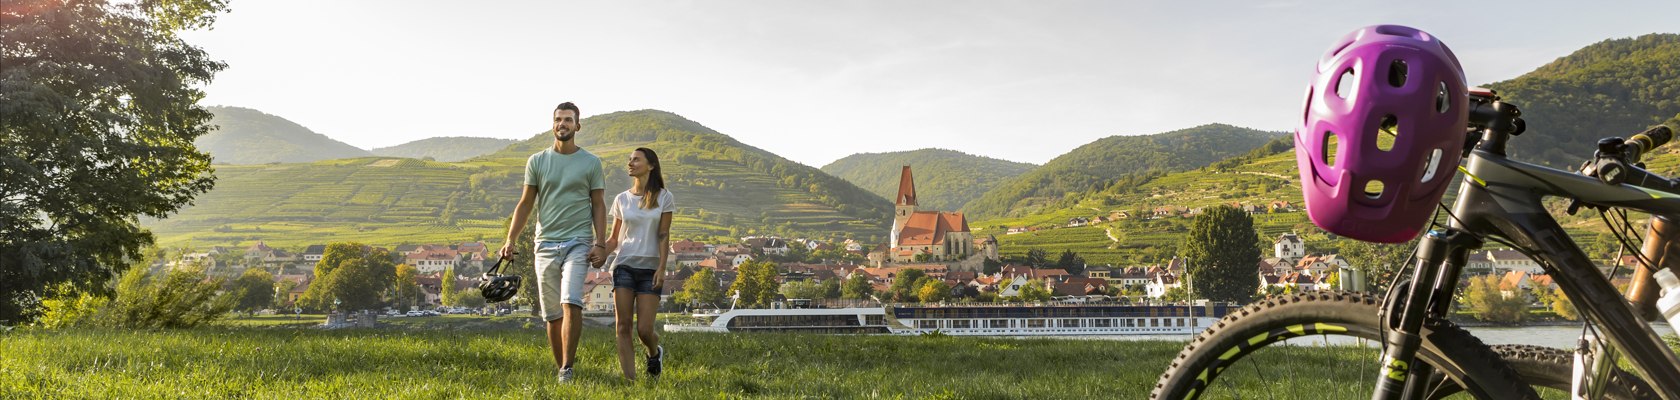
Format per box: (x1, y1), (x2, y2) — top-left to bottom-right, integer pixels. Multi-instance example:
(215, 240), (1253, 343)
(1623, 125), (1673, 164)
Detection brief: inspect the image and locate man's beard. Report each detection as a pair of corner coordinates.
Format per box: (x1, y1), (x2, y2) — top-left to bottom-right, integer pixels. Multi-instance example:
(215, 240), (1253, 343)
(554, 129), (575, 142)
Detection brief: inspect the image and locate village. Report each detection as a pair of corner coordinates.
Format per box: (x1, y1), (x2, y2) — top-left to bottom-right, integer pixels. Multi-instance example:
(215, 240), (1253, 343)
(157, 166), (1618, 318)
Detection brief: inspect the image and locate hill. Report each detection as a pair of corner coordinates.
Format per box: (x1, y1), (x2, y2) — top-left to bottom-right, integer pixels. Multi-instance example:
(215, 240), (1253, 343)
(143, 110), (892, 249)
(195, 106), (371, 164)
(370, 137), (520, 162)
(961, 124), (1284, 219)
(1486, 33), (1680, 168)
(820, 148), (1035, 211)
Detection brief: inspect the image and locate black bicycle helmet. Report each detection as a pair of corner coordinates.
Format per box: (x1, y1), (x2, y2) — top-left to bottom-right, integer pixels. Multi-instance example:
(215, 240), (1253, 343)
(479, 255), (521, 303)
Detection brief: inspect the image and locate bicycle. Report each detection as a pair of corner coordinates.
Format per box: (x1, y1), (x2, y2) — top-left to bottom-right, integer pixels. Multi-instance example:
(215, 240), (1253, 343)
(1151, 25), (1680, 399)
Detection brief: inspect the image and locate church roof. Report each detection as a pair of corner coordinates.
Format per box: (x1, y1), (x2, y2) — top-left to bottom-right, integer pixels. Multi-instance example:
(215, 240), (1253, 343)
(897, 211), (969, 247)
(896, 166), (917, 206)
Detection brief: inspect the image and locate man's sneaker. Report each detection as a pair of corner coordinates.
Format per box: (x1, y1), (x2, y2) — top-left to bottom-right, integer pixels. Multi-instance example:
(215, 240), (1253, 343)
(558, 367), (575, 383)
(646, 346), (664, 377)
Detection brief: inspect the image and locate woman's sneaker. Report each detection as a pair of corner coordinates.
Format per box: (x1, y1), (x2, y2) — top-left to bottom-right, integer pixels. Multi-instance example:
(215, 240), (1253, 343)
(558, 366), (575, 383)
(646, 346), (664, 377)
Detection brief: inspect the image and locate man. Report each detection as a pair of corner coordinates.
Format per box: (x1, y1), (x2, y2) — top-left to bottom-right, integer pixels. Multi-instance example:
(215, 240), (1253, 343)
(499, 102), (608, 383)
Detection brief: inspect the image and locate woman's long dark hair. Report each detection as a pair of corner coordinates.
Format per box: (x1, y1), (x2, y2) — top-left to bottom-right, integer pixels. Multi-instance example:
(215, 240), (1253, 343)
(635, 147), (665, 209)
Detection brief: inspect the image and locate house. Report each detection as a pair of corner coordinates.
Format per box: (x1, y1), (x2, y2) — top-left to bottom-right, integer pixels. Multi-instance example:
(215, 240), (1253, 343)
(406, 247), (460, 274)
(1487, 249), (1543, 274)
(744, 237), (791, 256)
(1498, 270), (1534, 300)
(697, 256), (732, 271)
(1085, 266), (1113, 279)
(1146, 273), (1180, 298)
(581, 271), (614, 312)
(889, 166), (974, 262)
(672, 239), (709, 254)
(1294, 254), (1349, 276)
(1274, 233), (1305, 262)
(1465, 251), (1494, 275)
(998, 277), (1029, 297)
(1032, 268), (1072, 283)
(732, 253), (755, 267)
(303, 245), (326, 263)
(1111, 267), (1152, 287)
(1067, 217), (1091, 227)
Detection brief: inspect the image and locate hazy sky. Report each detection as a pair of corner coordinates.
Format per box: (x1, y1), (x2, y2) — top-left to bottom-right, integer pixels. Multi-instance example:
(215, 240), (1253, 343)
(180, 1), (1678, 166)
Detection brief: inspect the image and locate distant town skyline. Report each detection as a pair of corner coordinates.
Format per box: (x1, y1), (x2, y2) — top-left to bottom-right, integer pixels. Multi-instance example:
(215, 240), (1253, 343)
(181, 1), (1678, 166)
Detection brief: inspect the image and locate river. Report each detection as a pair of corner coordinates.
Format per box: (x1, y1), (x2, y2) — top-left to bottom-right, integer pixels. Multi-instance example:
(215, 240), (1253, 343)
(1076, 322), (1675, 348)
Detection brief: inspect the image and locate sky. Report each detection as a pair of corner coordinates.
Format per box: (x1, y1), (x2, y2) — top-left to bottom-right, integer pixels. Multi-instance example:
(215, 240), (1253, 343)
(180, 0), (1679, 167)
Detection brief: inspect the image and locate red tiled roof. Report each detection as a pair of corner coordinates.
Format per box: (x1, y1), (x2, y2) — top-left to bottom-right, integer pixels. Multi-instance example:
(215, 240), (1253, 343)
(896, 211), (969, 247)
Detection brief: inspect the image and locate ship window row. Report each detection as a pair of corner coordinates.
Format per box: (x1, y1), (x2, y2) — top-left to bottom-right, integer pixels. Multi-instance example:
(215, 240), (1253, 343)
(898, 307), (1219, 319)
(729, 315), (864, 328)
(915, 318), (1193, 329)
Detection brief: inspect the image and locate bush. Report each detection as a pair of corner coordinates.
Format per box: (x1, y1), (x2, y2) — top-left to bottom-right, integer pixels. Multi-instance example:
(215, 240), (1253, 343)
(36, 266), (234, 329)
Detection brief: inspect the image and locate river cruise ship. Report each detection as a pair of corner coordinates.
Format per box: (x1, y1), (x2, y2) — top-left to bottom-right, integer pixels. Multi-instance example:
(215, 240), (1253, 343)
(665, 301), (1233, 336)
(887, 302), (1236, 336)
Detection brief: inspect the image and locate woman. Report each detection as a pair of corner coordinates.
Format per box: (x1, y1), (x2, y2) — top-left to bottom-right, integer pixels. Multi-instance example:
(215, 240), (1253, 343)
(603, 147), (673, 381)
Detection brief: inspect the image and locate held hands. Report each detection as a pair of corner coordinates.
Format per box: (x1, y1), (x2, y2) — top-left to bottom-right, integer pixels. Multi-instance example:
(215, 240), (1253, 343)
(587, 245), (607, 268)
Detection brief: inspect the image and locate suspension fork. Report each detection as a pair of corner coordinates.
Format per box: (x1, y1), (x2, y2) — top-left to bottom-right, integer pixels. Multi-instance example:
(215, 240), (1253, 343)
(1372, 229), (1482, 400)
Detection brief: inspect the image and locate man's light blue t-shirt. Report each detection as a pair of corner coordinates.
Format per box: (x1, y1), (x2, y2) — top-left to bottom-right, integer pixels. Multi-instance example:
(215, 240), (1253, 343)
(524, 147), (605, 242)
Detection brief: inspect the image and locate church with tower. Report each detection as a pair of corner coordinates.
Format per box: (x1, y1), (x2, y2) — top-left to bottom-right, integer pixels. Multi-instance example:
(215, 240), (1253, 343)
(889, 166), (974, 263)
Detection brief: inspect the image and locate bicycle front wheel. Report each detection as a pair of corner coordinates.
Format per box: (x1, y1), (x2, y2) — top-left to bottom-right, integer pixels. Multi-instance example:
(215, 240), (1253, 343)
(1151, 291), (1537, 399)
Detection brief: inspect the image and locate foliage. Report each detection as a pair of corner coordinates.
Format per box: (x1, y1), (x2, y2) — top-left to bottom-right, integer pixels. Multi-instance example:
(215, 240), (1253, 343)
(1464, 275), (1529, 324)
(300, 243), (396, 312)
(728, 260), (780, 308)
(1487, 34), (1680, 168)
(1161, 286), (1191, 303)
(1055, 249), (1086, 275)
(40, 264), (234, 329)
(917, 279), (950, 303)
(1330, 240), (1411, 294)
(821, 148), (1036, 211)
(34, 283), (109, 329)
(370, 136), (519, 163)
(1025, 249), (1049, 267)
(228, 268), (275, 314)
(963, 124), (1283, 219)
(778, 279), (827, 300)
(1547, 287), (1577, 321)
(0, 0), (226, 324)
(840, 273), (874, 300)
(1018, 279), (1052, 302)
(1180, 205), (1260, 302)
(889, 269), (929, 302)
(448, 290), (486, 309)
(673, 267), (723, 308)
(439, 265), (457, 307)
(392, 264), (423, 311)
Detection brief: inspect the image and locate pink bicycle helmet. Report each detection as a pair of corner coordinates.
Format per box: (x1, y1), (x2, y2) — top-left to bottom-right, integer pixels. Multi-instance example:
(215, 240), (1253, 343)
(1296, 25), (1469, 243)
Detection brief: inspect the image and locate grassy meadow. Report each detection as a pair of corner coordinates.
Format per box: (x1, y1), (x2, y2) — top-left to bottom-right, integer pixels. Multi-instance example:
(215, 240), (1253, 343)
(0, 314), (1365, 399)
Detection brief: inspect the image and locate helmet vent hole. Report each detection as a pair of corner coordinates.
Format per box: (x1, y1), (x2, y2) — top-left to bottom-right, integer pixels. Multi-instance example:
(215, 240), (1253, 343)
(1364, 180), (1386, 199)
(1336, 68), (1356, 99)
(1322, 131), (1339, 167)
(1387, 59), (1408, 88)
(1420, 148), (1443, 183)
(1436, 82), (1451, 113)
(1377, 115), (1398, 151)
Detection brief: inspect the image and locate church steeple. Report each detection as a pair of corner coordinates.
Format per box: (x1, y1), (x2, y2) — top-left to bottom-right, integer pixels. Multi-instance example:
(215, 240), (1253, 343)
(891, 166), (917, 246)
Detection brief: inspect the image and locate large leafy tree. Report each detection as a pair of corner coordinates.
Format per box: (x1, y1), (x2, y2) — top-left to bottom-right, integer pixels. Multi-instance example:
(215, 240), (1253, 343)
(675, 267), (723, 308)
(888, 269), (927, 303)
(229, 268), (275, 315)
(840, 272), (873, 300)
(728, 260), (781, 308)
(300, 243), (396, 312)
(1180, 205), (1260, 303)
(0, 0), (228, 324)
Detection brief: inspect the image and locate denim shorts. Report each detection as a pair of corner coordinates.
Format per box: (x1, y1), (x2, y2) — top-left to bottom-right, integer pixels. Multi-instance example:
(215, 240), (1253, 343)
(534, 238), (592, 321)
(612, 266), (659, 296)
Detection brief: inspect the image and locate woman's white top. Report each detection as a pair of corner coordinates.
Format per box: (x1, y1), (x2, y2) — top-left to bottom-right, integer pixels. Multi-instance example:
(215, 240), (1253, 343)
(609, 189), (674, 270)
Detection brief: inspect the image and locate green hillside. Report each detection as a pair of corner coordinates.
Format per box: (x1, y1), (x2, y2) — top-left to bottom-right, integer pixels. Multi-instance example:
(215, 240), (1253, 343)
(820, 148), (1035, 211)
(982, 34), (1680, 267)
(196, 106), (371, 164)
(143, 110), (892, 249)
(371, 137), (519, 162)
(961, 123), (1284, 219)
(1487, 33), (1680, 168)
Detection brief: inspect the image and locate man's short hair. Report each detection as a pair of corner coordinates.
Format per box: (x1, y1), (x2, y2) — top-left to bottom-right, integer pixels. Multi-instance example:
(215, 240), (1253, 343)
(555, 102), (580, 117)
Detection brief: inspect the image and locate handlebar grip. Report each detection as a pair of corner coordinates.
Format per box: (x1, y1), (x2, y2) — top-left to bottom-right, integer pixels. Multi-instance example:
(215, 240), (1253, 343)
(1626, 125), (1674, 163)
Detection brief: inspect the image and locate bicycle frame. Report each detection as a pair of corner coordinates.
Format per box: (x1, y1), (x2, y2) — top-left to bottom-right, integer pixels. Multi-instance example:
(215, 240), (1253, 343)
(1370, 124), (1680, 399)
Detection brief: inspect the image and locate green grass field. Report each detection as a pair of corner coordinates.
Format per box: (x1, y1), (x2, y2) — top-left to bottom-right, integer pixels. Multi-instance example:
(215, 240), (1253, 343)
(1, 313), (1381, 399)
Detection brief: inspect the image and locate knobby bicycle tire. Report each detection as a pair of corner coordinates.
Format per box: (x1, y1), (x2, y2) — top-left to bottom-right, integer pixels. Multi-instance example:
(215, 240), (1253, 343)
(1151, 291), (1538, 399)
(1488, 344), (1658, 400)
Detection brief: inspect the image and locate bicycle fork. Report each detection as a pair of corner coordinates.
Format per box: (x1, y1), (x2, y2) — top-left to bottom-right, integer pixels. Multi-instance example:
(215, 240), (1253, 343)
(1373, 229), (1482, 400)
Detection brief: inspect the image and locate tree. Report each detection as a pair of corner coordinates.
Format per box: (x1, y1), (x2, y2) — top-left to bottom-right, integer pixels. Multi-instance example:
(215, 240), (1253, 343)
(889, 269), (929, 303)
(818, 279), (841, 299)
(1548, 287), (1578, 321)
(1056, 250), (1086, 275)
(451, 290), (487, 309)
(1019, 279), (1052, 302)
(43, 264), (235, 329)
(917, 279), (950, 303)
(1025, 249), (1049, 267)
(439, 265), (457, 306)
(393, 264), (423, 311)
(229, 268), (275, 315)
(778, 279), (825, 300)
(841, 273), (874, 300)
(1334, 240), (1411, 293)
(1, 0), (228, 324)
(728, 260), (780, 308)
(675, 267), (724, 308)
(1180, 205), (1260, 302)
(1161, 285), (1192, 303)
(1464, 275), (1528, 324)
(982, 258), (1003, 275)
(300, 243), (397, 312)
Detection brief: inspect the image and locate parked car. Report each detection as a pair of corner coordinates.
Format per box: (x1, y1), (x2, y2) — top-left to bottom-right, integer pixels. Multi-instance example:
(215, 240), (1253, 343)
(405, 311), (424, 317)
